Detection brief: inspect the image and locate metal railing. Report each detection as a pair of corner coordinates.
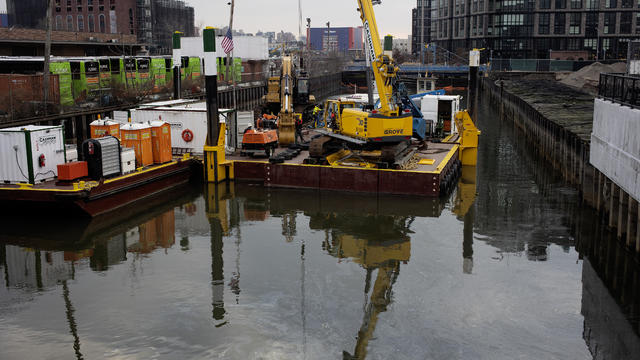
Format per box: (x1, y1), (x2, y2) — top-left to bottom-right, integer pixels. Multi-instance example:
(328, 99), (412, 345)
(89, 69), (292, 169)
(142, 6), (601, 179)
(491, 59), (620, 72)
(598, 73), (640, 109)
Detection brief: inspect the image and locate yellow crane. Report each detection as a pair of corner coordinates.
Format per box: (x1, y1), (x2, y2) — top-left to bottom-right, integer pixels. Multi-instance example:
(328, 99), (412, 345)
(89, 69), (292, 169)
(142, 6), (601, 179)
(309, 0), (414, 165)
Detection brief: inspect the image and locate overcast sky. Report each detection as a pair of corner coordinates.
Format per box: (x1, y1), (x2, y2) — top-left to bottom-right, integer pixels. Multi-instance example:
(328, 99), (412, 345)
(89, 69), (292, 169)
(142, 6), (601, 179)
(0, 0), (416, 38)
(192, 0), (415, 38)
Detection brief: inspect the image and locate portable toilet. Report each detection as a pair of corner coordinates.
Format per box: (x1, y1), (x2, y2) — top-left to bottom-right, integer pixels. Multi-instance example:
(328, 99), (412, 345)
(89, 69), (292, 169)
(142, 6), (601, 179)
(120, 123), (153, 167)
(90, 117), (120, 139)
(149, 119), (172, 164)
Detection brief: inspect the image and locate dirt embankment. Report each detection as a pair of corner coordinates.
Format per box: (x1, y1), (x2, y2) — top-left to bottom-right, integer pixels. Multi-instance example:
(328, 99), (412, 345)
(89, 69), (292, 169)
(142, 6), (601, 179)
(557, 62), (626, 94)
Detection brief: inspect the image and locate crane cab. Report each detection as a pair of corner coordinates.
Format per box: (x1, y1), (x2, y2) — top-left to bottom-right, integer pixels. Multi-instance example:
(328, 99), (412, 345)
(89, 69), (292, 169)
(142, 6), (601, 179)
(340, 108), (413, 143)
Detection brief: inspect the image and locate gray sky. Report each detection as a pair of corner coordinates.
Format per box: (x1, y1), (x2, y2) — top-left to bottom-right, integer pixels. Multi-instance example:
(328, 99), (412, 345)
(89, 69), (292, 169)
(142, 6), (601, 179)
(0, 0), (415, 38)
(192, 0), (415, 38)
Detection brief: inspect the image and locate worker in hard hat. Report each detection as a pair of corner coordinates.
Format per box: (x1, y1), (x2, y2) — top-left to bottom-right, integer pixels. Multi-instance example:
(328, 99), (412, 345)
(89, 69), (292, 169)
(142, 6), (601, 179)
(312, 105), (323, 128)
(295, 114), (304, 144)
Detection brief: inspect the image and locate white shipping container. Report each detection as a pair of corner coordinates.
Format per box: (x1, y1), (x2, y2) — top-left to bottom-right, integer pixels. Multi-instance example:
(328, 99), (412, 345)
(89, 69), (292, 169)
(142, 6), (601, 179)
(0, 125), (66, 184)
(236, 111), (254, 144)
(130, 101), (238, 155)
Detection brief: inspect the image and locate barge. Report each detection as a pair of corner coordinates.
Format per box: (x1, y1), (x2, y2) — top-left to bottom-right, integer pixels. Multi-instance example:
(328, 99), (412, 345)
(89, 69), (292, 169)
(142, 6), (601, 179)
(230, 139), (461, 197)
(0, 155), (200, 217)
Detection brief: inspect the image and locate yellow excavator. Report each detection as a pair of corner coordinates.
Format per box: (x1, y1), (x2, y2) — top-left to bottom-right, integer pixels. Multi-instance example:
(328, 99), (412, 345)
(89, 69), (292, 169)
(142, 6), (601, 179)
(264, 56), (315, 145)
(309, 0), (414, 166)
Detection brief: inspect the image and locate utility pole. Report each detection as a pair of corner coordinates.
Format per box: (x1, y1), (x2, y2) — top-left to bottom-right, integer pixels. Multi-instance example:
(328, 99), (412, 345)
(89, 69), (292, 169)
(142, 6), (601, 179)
(43, 0), (53, 116)
(326, 21), (331, 53)
(420, 0), (424, 65)
(225, 0), (235, 84)
(306, 18), (311, 51)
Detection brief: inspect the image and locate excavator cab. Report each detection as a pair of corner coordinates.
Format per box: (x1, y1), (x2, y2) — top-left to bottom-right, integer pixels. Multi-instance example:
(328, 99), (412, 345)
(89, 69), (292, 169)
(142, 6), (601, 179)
(320, 100), (357, 131)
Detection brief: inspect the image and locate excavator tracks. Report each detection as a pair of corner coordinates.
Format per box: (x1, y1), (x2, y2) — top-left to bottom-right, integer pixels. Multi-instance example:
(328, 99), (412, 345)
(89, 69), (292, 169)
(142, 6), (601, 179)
(309, 135), (334, 158)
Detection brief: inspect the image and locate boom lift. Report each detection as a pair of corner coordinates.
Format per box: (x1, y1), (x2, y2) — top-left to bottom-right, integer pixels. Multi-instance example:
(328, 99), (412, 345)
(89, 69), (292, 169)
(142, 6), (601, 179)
(309, 0), (415, 167)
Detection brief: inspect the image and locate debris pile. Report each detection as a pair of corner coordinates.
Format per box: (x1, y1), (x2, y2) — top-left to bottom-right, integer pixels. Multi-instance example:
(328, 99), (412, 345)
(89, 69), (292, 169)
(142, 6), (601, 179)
(559, 62), (626, 94)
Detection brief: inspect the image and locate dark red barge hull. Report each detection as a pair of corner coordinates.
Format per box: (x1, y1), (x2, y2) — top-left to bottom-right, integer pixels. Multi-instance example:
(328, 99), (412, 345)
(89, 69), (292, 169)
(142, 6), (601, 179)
(0, 159), (200, 217)
(232, 154), (459, 197)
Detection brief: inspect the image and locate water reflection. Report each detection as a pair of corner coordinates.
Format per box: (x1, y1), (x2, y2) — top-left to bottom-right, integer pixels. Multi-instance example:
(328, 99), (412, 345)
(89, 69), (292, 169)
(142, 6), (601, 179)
(575, 211), (640, 359)
(316, 214), (410, 360)
(1, 95), (639, 359)
(228, 184), (424, 360)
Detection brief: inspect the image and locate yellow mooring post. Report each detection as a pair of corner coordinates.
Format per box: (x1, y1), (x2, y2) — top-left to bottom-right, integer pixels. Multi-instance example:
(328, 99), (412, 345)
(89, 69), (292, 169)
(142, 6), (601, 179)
(202, 27), (234, 183)
(454, 111), (481, 166)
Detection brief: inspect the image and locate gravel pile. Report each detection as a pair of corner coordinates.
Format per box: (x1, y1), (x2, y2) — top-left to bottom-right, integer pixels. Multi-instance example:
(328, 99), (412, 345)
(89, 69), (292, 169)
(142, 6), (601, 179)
(559, 62), (626, 94)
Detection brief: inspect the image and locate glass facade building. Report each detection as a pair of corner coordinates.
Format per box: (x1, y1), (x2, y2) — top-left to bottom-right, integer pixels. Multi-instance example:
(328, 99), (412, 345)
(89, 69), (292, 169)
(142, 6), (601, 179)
(428, 0), (640, 59)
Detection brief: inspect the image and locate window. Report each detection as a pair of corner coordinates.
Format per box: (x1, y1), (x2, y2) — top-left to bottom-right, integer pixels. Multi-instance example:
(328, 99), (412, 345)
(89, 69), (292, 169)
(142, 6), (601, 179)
(621, 0), (633, 6)
(605, 0), (616, 7)
(555, 13), (566, 33)
(55, 15), (63, 30)
(620, 12), (632, 32)
(584, 38), (597, 49)
(586, 0), (598, 8)
(604, 12), (616, 33)
(586, 12), (598, 36)
(99, 14), (105, 33)
(539, 13), (550, 34)
(78, 15), (84, 32)
(571, 0), (582, 8)
(88, 14), (95, 32)
(569, 13), (581, 34)
(473, 15), (477, 36)
(568, 38), (581, 50)
(555, 0), (566, 8)
(540, 0), (551, 8)
(479, 15), (483, 34)
(637, 13), (640, 33)
(67, 15), (74, 31)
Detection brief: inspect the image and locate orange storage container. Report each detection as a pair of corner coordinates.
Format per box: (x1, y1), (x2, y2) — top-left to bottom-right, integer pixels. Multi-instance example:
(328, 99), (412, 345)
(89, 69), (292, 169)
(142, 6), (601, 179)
(57, 161), (88, 181)
(120, 123), (153, 167)
(149, 120), (172, 164)
(90, 119), (120, 139)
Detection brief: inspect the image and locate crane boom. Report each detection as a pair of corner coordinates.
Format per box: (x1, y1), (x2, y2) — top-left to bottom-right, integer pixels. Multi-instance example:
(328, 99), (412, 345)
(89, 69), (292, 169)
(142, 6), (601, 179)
(357, 0), (397, 114)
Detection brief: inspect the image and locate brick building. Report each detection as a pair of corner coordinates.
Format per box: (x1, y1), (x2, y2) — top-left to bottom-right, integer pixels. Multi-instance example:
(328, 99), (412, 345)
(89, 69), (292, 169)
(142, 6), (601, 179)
(7, 0), (137, 35)
(5, 0), (195, 54)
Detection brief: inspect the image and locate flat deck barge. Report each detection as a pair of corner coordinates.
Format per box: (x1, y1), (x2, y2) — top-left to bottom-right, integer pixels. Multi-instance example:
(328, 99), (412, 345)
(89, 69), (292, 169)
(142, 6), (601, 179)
(229, 137), (462, 197)
(0, 156), (200, 217)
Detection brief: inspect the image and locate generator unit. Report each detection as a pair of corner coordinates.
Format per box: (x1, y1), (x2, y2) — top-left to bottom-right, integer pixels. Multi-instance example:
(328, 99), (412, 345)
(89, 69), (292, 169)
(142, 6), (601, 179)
(0, 125), (66, 184)
(82, 136), (122, 180)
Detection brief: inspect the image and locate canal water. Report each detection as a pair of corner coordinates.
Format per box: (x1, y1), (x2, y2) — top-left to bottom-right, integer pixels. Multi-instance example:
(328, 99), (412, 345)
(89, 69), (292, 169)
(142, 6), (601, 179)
(1, 98), (639, 359)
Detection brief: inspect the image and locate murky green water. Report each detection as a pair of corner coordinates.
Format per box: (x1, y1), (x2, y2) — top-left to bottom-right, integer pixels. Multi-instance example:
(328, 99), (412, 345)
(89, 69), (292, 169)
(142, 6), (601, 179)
(0, 99), (638, 359)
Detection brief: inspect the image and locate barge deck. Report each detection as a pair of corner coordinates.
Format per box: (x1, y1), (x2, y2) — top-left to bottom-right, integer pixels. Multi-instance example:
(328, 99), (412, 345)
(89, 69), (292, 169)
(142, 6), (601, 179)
(229, 138), (462, 197)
